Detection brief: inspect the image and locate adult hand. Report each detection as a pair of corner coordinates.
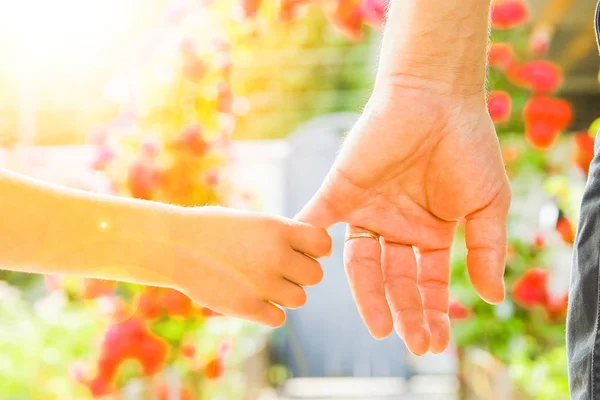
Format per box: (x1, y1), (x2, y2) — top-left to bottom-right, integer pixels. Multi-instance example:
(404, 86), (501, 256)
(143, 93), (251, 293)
(297, 86), (510, 355)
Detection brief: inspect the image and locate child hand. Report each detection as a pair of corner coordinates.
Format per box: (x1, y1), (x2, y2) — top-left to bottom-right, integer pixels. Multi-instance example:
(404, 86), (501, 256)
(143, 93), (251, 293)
(166, 207), (332, 327)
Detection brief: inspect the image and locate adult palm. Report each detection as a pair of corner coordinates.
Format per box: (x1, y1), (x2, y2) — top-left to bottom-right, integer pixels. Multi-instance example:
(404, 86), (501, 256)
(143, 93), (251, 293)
(297, 89), (511, 355)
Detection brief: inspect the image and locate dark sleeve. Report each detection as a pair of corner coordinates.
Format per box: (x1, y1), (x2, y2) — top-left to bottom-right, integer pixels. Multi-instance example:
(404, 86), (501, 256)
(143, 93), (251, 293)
(596, 0), (600, 53)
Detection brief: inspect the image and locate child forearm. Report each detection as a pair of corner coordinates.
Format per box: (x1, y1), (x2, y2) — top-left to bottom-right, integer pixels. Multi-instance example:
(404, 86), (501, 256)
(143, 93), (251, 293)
(0, 168), (177, 287)
(0, 168), (331, 327)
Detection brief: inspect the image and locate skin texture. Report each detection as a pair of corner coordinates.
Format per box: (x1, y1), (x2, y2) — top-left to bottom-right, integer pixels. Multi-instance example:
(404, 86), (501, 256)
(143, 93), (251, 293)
(297, 0), (511, 355)
(0, 169), (331, 327)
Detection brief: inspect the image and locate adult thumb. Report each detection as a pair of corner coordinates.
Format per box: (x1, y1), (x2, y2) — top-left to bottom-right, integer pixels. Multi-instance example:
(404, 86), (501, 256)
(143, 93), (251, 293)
(295, 188), (340, 229)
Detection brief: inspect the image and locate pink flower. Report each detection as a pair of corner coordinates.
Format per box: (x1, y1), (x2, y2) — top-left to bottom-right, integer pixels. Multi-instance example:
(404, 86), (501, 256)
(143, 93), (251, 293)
(92, 147), (115, 171)
(491, 0), (528, 30)
(141, 137), (162, 158)
(206, 170), (219, 186)
(360, 0), (389, 27)
(69, 362), (88, 382)
(88, 128), (109, 146)
(44, 275), (63, 292)
(165, 0), (192, 25)
(449, 300), (471, 320)
(530, 29), (550, 56)
(533, 232), (545, 248)
(487, 91), (512, 123)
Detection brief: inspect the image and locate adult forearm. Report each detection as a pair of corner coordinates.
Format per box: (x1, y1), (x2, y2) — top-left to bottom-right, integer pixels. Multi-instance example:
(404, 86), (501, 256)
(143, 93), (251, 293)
(0, 169), (177, 287)
(376, 0), (492, 97)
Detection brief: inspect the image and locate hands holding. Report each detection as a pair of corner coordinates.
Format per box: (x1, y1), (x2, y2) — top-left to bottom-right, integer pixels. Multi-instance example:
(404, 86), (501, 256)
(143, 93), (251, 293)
(175, 0), (511, 355)
(173, 81), (510, 357)
(297, 86), (510, 355)
(0, 0), (507, 358)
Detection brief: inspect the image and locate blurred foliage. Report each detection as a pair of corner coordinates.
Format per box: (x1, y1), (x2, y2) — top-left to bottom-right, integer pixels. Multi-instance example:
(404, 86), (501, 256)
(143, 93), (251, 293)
(449, 1), (593, 398)
(0, 1), (386, 398)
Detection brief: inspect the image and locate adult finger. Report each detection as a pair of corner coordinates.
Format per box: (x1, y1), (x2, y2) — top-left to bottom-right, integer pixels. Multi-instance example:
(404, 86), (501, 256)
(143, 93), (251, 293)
(344, 225), (393, 339)
(465, 183), (511, 304)
(417, 248), (451, 354)
(381, 240), (430, 356)
(295, 182), (342, 229)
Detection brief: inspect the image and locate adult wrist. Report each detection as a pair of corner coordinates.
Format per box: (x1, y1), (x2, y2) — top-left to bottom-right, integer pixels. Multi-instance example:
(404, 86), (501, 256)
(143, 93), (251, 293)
(376, 0), (491, 98)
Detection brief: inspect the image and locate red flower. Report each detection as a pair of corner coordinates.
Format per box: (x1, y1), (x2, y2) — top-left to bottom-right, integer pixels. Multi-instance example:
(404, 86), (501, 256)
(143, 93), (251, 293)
(137, 288), (163, 320)
(136, 288), (195, 319)
(449, 300), (471, 320)
(329, 0), (363, 41)
(574, 133), (595, 175)
(82, 279), (116, 300)
(545, 292), (568, 320)
(137, 336), (168, 375)
(491, 0), (528, 30)
(181, 344), (196, 359)
(488, 43), (517, 71)
(204, 357), (225, 379)
(280, 0), (310, 21)
(85, 376), (113, 398)
(176, 124), (210, 157)
(511, 61), (562, 93)
(512, 268), (548, 307)
(523, 97), (572, 150)
(201, 307), (222, 318)
(487, 91), (512, 123)
(127, 160), (161, 200)
(556, 215), (575, 245)
(93, 318), (168, 384)
(360, 0), (389, 27)
(525, 122), (561, 151)
(242, 0), (263, 18)
(162, 289), (194, 318)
